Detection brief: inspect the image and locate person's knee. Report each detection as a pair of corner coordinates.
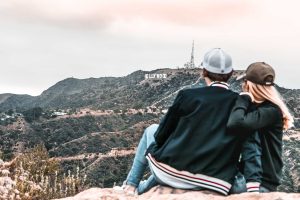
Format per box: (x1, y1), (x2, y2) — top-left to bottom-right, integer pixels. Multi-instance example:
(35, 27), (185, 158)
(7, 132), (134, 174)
(147, 124), (159, 130)
(145, 124), (159, 137)
(144, 124), (159, 146)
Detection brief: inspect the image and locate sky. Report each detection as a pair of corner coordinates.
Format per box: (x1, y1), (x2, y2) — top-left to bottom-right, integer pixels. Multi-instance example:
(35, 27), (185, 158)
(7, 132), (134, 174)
(0, 0), (299, 96)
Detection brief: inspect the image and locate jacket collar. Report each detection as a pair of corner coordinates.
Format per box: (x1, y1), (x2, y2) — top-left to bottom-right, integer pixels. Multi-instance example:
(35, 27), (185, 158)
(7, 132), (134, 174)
(209, 81), (229, 90)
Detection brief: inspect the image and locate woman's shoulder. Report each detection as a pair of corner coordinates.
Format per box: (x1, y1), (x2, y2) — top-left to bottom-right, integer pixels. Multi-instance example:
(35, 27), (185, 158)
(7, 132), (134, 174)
(261, 100), (280, 108)
(260, 100), (283, 118)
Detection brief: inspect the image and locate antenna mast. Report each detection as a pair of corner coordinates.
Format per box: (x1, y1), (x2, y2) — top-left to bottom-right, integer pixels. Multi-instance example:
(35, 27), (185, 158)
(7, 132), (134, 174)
(184, 40), (196, 68)
(190, 40), (195, 68)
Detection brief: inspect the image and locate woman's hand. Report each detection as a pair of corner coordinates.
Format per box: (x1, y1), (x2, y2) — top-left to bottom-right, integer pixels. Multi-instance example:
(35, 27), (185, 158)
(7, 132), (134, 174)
(240, 80), (255, 102)
(242, 80), (249, 92)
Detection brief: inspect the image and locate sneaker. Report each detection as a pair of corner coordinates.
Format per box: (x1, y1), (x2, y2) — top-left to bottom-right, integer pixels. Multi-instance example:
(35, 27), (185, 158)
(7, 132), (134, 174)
(113, 184), (138, 196)
(113, 185), (125, 193)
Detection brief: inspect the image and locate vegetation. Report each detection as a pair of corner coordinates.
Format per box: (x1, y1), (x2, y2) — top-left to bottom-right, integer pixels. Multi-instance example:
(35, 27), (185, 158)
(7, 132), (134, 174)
(0, 144), (87, 200)
(0, 68), (299, 198)
(21, 107), (43, 123)
(86, 155), (134, 188)
(279, 138), (300, 192)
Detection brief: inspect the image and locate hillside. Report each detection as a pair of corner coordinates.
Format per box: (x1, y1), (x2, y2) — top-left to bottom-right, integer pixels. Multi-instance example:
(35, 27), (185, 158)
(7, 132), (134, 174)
(0, 68), (299, 195)
(0, 93), (13, 104)
(1, 68), (200, 111)
(0, 68), (298, 125)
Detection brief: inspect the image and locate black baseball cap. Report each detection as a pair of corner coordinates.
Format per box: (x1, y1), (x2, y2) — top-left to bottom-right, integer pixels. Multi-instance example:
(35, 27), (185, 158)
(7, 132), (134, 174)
(237, 62), (275, 86)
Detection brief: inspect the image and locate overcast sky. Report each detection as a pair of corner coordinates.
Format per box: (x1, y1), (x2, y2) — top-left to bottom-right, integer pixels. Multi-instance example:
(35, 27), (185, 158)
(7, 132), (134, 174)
(0, 0), (299, 96)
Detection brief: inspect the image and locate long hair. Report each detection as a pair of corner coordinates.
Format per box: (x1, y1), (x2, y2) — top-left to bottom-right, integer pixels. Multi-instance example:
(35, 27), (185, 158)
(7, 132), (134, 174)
(246, 81), (294, 130)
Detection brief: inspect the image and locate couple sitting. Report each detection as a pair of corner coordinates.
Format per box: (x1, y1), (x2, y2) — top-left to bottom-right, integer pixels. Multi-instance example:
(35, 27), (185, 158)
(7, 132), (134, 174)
(114, 48), (294, 196)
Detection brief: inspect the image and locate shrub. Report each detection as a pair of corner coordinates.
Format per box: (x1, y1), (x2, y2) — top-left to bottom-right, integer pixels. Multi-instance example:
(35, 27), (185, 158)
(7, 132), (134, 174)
(0, 145), (87, 200)
(22, 107), (43, 123)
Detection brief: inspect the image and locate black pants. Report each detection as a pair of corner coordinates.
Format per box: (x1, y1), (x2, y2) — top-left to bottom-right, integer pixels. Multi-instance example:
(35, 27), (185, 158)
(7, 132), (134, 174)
(230, 132), (264, 194)
(230, 174), (272, 194)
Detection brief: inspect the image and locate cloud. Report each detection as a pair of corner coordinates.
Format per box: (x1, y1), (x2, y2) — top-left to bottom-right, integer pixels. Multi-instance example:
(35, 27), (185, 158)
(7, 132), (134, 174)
(102, 0), (253, 27)
(0, 0), (299, 96)
(0, 0), (253, 29)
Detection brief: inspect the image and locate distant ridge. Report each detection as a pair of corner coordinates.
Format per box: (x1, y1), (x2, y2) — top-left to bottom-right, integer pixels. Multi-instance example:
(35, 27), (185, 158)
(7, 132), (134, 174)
(0, 93), (14, 104)
(0, 68), (299, 127)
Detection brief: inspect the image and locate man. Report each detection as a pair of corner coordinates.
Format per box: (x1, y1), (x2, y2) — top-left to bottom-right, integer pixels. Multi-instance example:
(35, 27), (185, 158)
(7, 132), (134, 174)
(116, 48), (257, 195)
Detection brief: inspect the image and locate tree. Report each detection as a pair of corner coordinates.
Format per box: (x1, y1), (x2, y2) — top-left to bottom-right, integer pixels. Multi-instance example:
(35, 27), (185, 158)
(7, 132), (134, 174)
(5, 109), (14, 116)
(22, 107), (43, 123)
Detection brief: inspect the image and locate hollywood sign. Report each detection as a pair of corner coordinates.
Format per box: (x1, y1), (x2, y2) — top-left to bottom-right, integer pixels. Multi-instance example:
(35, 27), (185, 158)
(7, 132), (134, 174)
(145, 74), (167, 79)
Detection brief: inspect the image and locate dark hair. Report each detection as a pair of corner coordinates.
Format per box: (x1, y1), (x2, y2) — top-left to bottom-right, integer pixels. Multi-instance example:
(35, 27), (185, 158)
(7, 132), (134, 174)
(203, 69), (233, 82)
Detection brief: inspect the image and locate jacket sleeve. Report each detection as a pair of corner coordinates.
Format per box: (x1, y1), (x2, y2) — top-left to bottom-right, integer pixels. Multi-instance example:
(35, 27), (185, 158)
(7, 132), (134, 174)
(227, 94), (280, 131)
(154, 90), (184, 147)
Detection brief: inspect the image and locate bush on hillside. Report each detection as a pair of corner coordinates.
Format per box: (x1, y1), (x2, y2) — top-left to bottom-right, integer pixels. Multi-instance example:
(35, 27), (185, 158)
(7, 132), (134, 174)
(0, 145), (87, 200)
(22, 107), (43, 123)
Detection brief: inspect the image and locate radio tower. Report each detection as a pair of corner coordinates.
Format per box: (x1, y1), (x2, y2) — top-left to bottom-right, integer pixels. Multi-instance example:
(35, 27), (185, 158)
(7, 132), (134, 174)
(190, 40), (195, 68)
(184, 40), (195, 68)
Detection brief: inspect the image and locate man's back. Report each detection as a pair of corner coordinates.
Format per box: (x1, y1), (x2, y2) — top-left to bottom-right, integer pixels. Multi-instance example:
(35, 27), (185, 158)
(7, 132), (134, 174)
(120, 48), (242, 196)
(147, 83), (245, 193)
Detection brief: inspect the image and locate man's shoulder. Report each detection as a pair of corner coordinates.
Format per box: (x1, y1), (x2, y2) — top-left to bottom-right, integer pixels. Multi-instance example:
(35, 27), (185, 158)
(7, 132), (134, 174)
(179, 86), (238, 97)
(178, 87), (205, 98)
(180, 87), (203, 93)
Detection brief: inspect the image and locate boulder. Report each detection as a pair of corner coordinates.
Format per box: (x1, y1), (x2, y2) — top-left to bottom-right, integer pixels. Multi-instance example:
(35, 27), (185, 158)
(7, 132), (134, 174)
(57, 185), (300, 200)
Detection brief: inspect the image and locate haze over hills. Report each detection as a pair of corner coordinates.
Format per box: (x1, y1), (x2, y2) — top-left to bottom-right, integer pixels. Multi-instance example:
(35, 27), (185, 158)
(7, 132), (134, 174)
(0, 68), (299, 193)
(0, 68), (299, 126)
(0, 68), (201, 111)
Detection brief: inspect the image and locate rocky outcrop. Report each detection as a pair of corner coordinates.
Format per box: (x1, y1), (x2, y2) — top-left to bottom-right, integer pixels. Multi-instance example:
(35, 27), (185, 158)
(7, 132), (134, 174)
(57, 186), (300, 200)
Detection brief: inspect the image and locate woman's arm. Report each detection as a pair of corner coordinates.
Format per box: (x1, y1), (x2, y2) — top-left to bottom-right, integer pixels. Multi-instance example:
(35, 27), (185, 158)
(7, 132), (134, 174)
(227, 94), (280, 130)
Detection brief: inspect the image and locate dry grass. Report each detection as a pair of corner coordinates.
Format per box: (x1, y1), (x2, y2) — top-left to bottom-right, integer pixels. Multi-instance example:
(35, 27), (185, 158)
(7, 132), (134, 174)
(0, 145), (87, 200)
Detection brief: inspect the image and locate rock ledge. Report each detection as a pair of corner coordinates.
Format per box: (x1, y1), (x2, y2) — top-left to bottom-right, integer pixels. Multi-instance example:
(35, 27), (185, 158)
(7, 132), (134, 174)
(57, 186), (300, 200)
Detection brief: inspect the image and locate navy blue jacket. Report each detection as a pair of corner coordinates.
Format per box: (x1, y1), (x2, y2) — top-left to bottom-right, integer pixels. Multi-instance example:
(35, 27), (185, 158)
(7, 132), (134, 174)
(146, 84), (248, 184)
(227, 94), (284, 191)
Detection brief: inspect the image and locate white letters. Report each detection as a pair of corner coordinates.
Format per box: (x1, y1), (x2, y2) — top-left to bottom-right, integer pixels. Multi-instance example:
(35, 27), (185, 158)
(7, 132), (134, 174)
(145, 73), (167, 79)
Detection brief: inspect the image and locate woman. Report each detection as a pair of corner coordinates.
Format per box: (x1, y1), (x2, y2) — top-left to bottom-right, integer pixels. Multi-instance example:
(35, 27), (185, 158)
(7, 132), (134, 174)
(227, 62), (294, 192)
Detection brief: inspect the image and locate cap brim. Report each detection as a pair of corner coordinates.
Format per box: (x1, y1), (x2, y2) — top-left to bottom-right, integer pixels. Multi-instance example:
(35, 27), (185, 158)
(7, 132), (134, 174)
(236, 74), (246, 81)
